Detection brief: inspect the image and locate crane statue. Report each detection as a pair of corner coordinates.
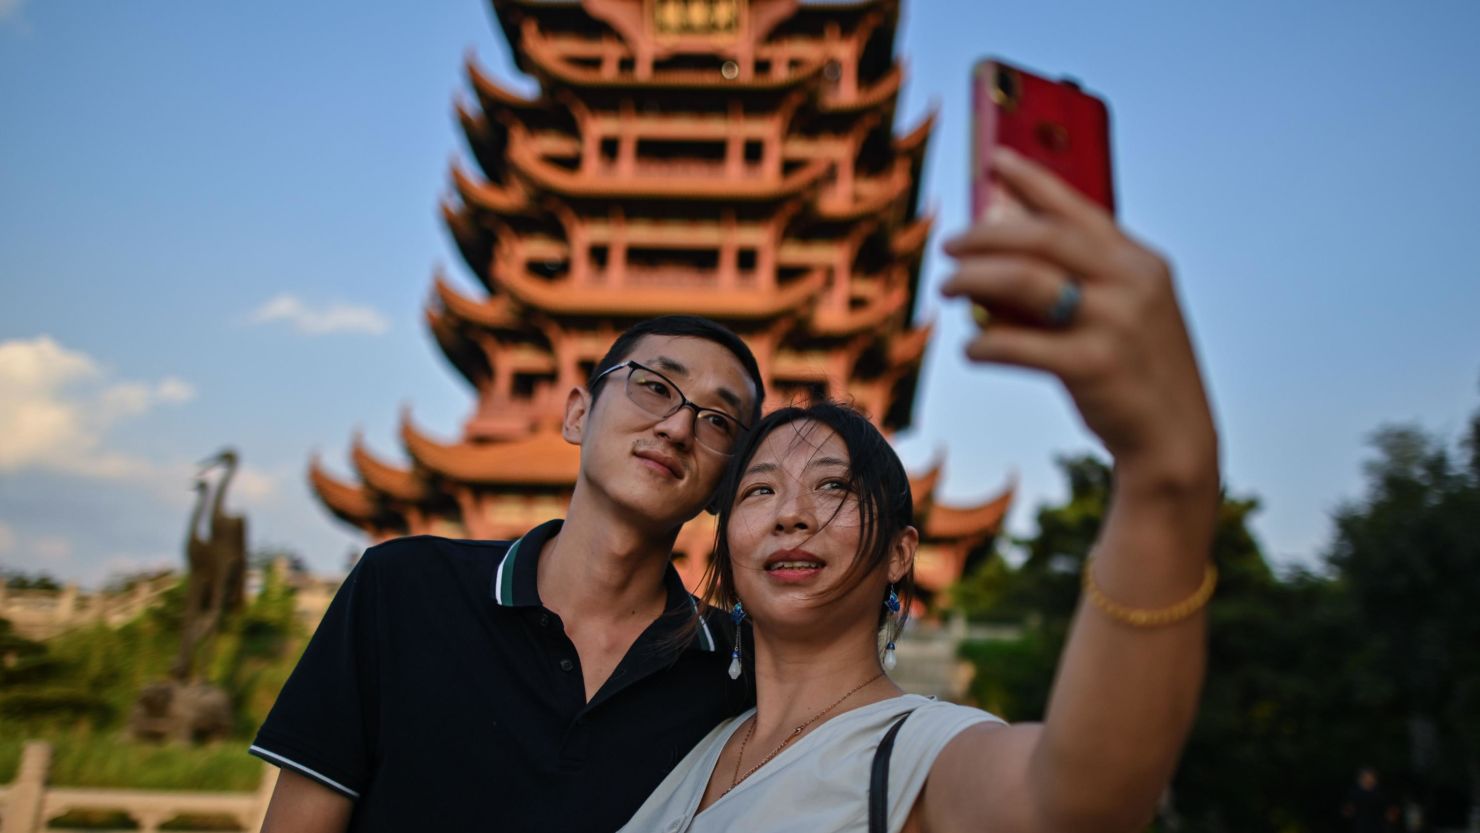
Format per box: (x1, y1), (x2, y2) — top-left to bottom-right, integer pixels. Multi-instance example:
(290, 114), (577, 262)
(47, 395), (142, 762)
(132, 448), (246, 743)
(171, 448), (248, 681)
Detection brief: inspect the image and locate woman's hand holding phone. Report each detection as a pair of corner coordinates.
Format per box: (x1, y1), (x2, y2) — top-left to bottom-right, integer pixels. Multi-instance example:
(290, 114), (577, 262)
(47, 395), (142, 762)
(941, 147), (1217, 495)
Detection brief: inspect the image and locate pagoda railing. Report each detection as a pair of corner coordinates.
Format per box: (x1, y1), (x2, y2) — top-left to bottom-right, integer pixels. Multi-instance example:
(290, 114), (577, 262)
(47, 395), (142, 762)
(596, 160), (770, 180)
(590, 266), (762, 287)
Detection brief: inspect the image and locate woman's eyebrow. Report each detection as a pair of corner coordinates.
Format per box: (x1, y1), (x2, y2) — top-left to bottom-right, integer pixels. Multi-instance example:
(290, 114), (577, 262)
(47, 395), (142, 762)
(806, 456), (849, 470)
(742, 455), (847, 478)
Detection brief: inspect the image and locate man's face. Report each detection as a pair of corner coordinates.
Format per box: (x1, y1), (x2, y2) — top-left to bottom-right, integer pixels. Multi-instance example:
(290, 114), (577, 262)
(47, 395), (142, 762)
(570, 335), (757, 531)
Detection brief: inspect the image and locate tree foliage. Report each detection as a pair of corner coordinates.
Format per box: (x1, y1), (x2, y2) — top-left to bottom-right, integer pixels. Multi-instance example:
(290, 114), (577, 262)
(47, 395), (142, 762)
(956, 393), (1480, 831)
(0, 556), (310, 788)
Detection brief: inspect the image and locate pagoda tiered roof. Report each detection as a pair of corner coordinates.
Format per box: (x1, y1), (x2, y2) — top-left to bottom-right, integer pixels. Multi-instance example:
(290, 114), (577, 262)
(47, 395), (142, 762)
(402, 415), (579, 486)
(310, 0), (1013, 599)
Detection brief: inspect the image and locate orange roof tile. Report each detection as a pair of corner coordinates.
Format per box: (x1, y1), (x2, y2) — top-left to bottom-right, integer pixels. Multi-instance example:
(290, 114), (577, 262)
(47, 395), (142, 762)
(351, 435), (429, 503)
(308, 457), (376, 523)
(923, 481), (1015, 540)
(816, 172), (910, 221)
(401, 413), (580, 486)
(821, 64), (903, 114)
(811, 284), (908, 336)
(895, 110), (936, 156)
(892, 214), (933, 258)
(452, 163), (531, 215)
(426, 306), (492, 389)
(466, 57), (544, 112)
(907, 459), (943, 513)
(433, 272), (522, 330)
(888, 323), (932, 367)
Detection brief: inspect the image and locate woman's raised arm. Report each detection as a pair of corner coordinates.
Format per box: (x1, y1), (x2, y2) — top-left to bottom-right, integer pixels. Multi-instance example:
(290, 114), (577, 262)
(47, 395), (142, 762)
(918, 146), (1220, 833)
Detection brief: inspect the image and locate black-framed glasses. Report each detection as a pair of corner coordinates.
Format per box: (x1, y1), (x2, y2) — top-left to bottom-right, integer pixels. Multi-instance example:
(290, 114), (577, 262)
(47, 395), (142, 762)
(593, 360), (750, 454)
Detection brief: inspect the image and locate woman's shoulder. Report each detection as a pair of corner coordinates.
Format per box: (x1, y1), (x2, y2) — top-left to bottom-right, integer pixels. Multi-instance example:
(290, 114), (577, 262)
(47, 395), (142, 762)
(877, 694), (1005, 730)
(877, 696), (1006, 768)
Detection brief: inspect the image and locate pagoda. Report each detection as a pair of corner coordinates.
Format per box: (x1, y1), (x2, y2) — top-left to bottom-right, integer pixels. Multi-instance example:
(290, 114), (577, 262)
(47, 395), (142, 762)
(309, 0), (1013, 604)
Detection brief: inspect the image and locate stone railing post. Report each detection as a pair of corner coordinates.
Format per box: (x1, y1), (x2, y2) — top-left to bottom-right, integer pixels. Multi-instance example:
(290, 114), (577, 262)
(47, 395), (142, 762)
(133, 809), (168, 833)
(57, 584), (78, 619)
(6, 741), (52, 833)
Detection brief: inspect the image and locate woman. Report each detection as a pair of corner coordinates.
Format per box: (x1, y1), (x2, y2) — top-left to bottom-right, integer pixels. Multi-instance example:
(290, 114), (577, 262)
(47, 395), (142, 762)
(622, 147), (1220, 833)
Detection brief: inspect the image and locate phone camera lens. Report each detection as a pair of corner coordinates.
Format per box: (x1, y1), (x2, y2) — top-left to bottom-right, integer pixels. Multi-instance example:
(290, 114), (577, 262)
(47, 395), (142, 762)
(1035, 122), (1070, 153)
(994, 67), (1019, 105)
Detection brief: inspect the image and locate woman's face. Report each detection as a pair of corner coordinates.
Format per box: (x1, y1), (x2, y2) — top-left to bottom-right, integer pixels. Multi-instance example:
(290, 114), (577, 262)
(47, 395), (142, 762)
(725, 419), (903, 637)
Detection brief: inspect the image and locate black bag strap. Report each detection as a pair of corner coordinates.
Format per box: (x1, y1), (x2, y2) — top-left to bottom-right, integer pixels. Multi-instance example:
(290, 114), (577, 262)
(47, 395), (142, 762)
(868, 709), (916, 833)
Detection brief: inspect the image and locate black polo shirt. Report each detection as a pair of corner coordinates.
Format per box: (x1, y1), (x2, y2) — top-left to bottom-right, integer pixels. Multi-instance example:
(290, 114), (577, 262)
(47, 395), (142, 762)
(250, 519), (748, 832)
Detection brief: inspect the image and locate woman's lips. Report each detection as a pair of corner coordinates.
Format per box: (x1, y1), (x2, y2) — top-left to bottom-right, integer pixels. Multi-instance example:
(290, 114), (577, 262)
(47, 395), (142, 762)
(764, 563), (825, 584)
(763, 550), (825, 584)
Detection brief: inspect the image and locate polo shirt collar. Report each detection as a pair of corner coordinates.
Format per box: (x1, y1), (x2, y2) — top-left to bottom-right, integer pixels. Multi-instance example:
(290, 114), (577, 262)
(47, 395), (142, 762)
(490, 519), (719, 654)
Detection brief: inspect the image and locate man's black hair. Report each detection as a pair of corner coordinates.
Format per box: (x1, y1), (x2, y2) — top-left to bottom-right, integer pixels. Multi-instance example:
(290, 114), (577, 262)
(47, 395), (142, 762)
(586, 315), (765, 426)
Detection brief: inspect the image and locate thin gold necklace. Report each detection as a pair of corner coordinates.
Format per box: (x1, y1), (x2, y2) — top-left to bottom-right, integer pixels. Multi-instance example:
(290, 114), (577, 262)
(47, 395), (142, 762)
(724, 670), (886, 796)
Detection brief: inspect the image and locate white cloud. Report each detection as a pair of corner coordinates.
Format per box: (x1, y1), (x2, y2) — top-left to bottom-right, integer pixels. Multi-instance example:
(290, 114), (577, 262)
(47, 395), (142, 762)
(155, 377), (195, 404)
(231, 467), (277, 502)
(247, 293), (390, 336)
(0, 521), (15, 554)
(99, 378), (197, 422)
(0, 335), (99, 388)
(0, 336), (196, 484)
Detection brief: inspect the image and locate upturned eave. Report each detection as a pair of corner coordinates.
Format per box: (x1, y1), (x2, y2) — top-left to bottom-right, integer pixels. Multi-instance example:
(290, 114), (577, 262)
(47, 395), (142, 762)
(401, 413), (580, 486)
(351, 435), (429, 503)
(923, 482), (1015, 541)
(433, 272), (522, 330)
(308, 457), (377, 525)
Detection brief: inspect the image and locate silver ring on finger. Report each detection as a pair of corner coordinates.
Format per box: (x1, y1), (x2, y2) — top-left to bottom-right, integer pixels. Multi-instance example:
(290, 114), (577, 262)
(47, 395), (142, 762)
(1045, 279), (1082, 328)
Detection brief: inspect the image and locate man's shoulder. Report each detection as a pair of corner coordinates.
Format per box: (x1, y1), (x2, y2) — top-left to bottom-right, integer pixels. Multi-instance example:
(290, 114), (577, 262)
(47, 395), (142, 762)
(357, 534), (515, 579)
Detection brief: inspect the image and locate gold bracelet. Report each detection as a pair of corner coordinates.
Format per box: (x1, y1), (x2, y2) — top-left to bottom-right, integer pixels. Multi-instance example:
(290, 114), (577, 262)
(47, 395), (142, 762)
(1081, 557), (1217, 628)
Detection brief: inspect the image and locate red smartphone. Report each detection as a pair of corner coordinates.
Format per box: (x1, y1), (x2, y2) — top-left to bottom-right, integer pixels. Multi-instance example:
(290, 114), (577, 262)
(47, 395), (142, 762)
(971, 58), (1115, 221)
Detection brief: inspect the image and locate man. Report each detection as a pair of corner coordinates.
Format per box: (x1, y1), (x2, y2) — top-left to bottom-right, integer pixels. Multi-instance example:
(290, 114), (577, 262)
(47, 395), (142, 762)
(252, 315), (764, 832)
(1342, 767), (1399, 833)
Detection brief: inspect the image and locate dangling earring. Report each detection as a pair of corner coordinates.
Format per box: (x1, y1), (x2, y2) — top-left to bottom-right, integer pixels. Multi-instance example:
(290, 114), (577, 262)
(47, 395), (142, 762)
(882, 585), (902, 671)
(728, 601), (746, 680)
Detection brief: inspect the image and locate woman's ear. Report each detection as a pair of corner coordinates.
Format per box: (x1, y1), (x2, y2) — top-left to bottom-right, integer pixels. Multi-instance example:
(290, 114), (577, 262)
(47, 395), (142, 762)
(562, 386), (591, 445)
(888, 526), (919, 584)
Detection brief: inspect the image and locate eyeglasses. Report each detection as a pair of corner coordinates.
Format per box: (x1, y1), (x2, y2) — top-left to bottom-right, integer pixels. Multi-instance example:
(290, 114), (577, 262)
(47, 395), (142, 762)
(592, 360), (750, 454)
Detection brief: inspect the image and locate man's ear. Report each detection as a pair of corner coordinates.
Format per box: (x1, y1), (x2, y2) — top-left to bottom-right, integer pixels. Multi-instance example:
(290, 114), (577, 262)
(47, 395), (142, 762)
(562, 386), (591, 446)
(888, 526), (920, 584)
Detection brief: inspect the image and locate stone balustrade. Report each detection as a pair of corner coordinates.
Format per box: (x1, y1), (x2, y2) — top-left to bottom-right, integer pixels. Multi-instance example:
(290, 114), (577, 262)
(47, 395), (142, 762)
(0, 576), (177, 641)
(0, 742), (276, 833)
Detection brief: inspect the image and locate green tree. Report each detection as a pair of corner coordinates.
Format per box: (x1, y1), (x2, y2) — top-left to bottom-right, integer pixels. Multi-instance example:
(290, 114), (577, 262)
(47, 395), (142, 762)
(957, 455), (1338, 831)
(1322, 409), (1480, 828)
(3, 570), (62, 591)
(958, 392), (1480, 831)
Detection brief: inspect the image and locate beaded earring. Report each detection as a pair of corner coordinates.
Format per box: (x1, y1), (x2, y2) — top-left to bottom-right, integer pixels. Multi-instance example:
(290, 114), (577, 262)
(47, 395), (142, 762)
(882, 584), (902, 671)
(728, 601), (746, 680)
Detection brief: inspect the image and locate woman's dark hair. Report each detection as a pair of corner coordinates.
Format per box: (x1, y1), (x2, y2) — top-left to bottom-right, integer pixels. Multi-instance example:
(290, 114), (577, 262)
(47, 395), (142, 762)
(698, 401), (916, 640)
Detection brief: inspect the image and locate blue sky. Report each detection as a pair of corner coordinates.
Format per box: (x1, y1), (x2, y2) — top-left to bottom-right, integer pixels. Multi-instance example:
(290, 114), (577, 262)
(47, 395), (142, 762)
(2, 1), (1477, 585)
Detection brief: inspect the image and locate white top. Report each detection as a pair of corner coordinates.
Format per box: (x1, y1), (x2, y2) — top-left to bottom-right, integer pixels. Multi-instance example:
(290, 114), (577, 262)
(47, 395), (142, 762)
(618, 694), (1004, 833)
